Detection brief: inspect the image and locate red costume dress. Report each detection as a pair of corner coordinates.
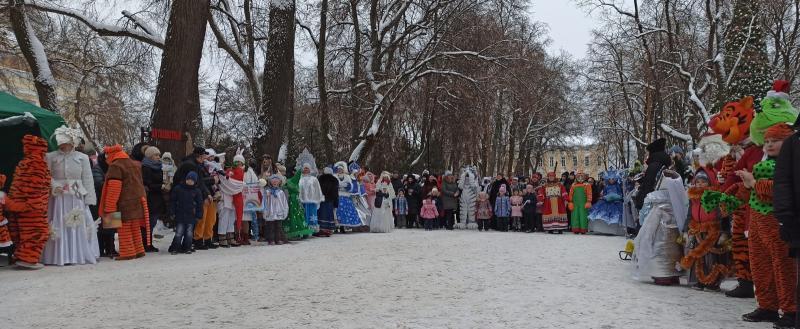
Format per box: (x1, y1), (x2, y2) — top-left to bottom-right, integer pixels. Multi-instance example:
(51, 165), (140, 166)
(538, 173), (568, 233)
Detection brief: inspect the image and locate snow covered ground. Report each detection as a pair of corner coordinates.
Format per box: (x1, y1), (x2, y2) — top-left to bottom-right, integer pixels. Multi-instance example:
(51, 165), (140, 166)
(1, 230), (765, 328)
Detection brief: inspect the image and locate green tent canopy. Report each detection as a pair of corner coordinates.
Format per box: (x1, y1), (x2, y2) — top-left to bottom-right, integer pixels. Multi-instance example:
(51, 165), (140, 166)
(0, 91), (66, 189)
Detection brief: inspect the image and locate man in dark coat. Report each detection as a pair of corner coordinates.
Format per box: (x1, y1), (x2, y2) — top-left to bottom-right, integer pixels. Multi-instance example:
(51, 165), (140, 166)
(774, 118), (800, 329)
(391, 173), (404, 194)
(634, 138), (672, 210)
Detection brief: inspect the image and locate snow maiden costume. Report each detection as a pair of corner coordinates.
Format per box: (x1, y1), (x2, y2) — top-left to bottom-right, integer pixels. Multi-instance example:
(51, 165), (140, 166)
(538, 172), (569, 233)
(632, 170), (688, 286)
(370, 172), (396, 233)
(43, 126), (99, 265)
(588, 169), (625, 235)
(262, 175), (289, 244)
(296, 149), (324, 233)
(334, 162), (363, 227)
(457, 166), (479, 229)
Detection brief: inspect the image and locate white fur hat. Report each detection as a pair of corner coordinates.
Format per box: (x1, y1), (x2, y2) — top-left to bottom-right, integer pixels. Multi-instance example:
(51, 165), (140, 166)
(53, 125), (81, 146)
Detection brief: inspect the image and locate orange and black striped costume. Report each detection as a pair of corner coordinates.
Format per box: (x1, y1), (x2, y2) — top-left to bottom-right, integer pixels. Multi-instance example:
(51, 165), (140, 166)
(733, 159), (796, 314)
(99, 145), (149, 260)
(0, 174), (13, 248)
(681, 186), (729, 286)
(5, 135), (51, 266)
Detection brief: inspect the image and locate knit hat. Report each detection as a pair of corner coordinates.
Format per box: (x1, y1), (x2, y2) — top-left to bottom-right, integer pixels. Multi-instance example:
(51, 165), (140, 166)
(646, 138), (667, 153)
(186, 171), (199, 182)
(193, 147), (207, 156)
(323, 167), (333, 175)
(765, 123), (795, 141)
(670, 145), (683, 155)
(144, 146), (161, 158)
(162, 152), (173, 161)
(233, 148), (245, 164)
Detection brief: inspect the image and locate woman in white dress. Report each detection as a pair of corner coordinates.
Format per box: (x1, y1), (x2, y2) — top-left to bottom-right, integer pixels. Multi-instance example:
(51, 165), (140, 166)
(43, 126), (99, 265)
(370, 172), (396, 233)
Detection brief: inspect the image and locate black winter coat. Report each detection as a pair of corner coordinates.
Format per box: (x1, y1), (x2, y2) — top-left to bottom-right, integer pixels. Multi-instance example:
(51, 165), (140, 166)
(318, 173), (340, 208)
(634, 151), (672, 210)
(775, 132), (800, 256)
(170, 183), (204, 224)
(141, 163), (165, 217)
(489, 178), (509, 207)
(174, 158), (211, 199)
(404, 181), (422, 215)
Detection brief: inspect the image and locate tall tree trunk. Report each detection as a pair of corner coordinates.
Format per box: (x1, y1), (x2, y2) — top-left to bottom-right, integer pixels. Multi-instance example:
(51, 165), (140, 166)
(506, 109), (519, 175)
(255, 0), (296, 159)
(349, 0), (361, 149)
(317, 0), (334, 164)
(9, 0), (58, 111)
(150, 0), (209, 160)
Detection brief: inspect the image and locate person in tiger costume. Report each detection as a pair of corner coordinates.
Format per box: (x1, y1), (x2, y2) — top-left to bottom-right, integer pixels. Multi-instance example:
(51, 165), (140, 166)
(0, 174), (13, 254)
(98, 145), (149, 260)
(736, 123), (797, 327)
(709, 95), (759, 298)
(5, 135), (51, 269)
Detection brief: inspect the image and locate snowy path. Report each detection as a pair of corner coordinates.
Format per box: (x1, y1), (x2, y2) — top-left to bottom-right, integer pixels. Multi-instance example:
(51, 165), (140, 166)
(1, 230), (764, 329)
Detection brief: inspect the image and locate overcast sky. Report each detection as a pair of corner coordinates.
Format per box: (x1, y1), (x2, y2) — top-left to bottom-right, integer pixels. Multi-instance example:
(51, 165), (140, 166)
(528, 1), (599, 59)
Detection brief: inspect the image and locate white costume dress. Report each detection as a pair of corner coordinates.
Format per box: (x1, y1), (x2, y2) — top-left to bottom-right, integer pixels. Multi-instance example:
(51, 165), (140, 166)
(457, 166), (479, 229)
(370, 178), (396, 233)
(632, 175), (688, 281)
(43, 149), (99, 265)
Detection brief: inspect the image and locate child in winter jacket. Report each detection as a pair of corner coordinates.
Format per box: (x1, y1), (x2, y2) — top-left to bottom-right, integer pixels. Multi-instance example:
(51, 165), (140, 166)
(420, 193), (440, 231)
(475, 192), (493, 231)
(430, 188), (444, 229)
(169, 171), (204, 254)
(510, 190), (524, 231)
(394, 190), (408, 228)
(494, 185), (511, 232)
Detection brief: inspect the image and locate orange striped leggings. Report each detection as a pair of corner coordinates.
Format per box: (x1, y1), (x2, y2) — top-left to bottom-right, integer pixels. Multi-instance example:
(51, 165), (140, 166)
(7, 215), (48, 264)
(749, 213), (797, 313)
(731, 209), (752, 281)
(119, 220), (145, 258)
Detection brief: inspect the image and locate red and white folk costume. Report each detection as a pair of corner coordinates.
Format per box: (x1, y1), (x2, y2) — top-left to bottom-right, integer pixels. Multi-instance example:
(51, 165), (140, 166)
(538, 172), (568, 233)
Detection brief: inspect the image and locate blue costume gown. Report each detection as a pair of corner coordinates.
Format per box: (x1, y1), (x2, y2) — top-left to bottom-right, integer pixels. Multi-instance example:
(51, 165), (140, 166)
(588, 182), (624, 225)
(336, 177), (363, 227)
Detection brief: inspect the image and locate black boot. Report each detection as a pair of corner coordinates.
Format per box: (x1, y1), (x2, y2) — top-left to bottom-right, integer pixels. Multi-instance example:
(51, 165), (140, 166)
(726, 279), (755, 298)
(742, 308), (780, 323)
(774, 312), (796, 329)
(205, 239), (219, 249)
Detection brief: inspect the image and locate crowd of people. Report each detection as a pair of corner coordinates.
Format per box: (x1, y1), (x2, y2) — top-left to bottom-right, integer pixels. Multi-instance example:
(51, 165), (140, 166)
(1, 81), (800, 327)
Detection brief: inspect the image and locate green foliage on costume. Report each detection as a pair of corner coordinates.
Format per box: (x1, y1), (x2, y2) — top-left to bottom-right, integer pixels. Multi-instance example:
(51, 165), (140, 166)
(282, 169), (314, 239)
(749, 159), (775, 215)
(701, 190), (742, 214)
(751, 97), (799, 145)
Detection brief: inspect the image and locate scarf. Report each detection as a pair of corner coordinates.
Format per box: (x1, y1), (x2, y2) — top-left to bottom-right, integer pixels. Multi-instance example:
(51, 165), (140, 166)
(142, 158), (162, 170)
